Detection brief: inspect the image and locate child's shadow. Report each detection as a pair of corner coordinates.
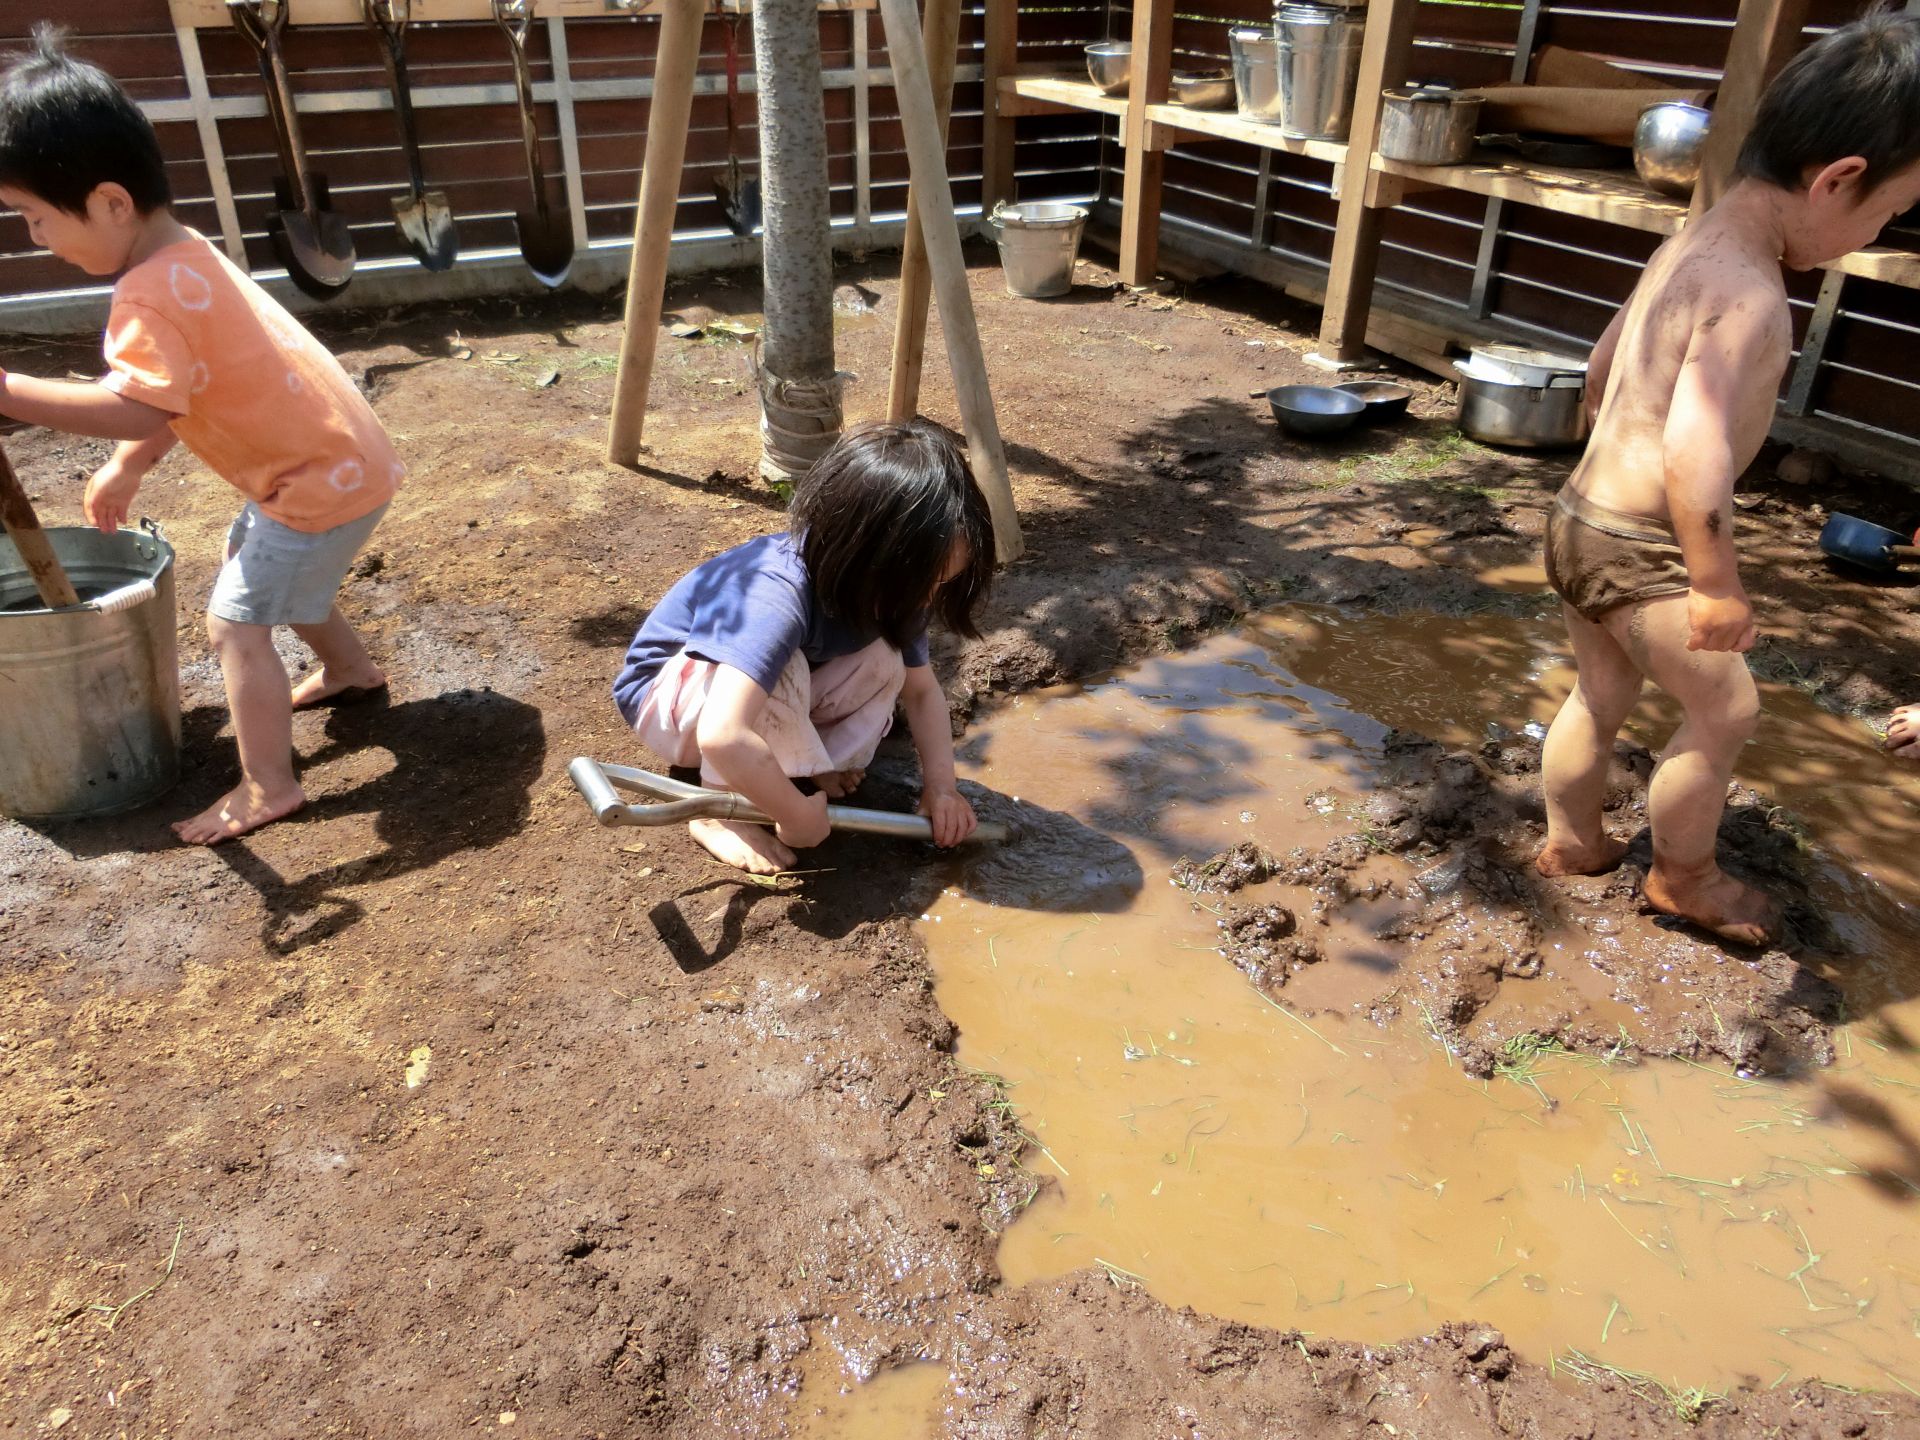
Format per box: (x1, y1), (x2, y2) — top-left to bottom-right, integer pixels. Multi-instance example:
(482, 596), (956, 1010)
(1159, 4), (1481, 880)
(214, 688), (547, 954)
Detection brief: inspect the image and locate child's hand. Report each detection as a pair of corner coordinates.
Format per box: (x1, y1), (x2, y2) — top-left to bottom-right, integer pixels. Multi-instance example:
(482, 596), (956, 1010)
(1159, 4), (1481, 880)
(83, 458), (142, 533)
(774, 790), (831, 851)
(920, 785), (977, 848)
(1686, 588), (1757, 653)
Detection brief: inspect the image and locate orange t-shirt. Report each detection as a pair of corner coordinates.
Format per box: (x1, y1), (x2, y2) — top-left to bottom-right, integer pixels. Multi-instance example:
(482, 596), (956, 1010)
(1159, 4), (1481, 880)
(101, 233), (402, 533)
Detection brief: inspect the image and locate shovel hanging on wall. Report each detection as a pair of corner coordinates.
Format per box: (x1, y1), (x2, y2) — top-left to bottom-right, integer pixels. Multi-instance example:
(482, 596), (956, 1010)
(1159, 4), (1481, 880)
(713, 15), (762, 237)
(493, 0), (575, 287)
(363, 0), (458, 271)
(228, 0), (356, 299)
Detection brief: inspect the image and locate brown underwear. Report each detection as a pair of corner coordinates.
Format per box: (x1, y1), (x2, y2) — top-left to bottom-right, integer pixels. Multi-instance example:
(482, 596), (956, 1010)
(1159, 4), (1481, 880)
(1543, 490), (1692, 623)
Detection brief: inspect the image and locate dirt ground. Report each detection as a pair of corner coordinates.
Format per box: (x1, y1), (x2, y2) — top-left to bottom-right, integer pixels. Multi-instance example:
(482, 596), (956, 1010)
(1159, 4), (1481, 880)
(5, 243), (1920, 1437)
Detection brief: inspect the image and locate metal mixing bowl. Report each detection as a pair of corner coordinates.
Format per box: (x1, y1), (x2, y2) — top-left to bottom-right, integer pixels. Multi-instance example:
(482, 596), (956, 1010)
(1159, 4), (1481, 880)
(1268, 385), (1365, 438)
(1634, 101), (1711, 196)
(1334, 380), (1414, 424)
(1086, 42), (1131, 98)
(1172, 69), (1235, 110)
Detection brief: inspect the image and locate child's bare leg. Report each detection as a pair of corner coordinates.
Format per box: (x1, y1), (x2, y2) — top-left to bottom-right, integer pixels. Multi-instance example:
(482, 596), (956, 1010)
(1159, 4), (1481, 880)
(1603, 594), (1777, 945)
(1887, 704), (1920, 761)
(289, 605), (387, 708)
(173, 618), (307, 845)
(1539, 602), (1644, 876)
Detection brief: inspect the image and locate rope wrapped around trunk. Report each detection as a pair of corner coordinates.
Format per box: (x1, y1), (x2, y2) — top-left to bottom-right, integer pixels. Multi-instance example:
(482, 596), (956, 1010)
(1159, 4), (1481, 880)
(751, 347), (848, 485)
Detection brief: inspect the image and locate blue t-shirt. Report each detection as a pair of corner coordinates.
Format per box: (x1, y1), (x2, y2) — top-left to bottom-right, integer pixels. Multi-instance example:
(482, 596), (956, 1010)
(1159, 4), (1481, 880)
(612, 532), (930, 725)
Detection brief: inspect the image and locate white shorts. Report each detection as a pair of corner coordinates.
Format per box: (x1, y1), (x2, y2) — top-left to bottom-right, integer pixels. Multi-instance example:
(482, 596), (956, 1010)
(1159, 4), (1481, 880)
(208, 501), (388, 627)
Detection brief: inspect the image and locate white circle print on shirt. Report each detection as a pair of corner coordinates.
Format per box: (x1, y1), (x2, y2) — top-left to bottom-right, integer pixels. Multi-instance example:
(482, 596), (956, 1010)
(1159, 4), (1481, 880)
(188, 361), (212, 396)
(168, 263), (214, 312)
(328, 459), (365, 493)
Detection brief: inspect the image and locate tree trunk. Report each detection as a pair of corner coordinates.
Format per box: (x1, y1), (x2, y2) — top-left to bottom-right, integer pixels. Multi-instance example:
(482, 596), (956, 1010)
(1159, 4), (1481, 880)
(753, 0), (842, 485)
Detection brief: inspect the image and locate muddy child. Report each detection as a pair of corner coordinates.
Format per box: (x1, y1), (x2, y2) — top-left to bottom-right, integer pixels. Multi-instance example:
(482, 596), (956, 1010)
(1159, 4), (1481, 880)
(1536, 11), (1920, 944)
(612, 419), (992, 875)
(0, 29), (399, 845)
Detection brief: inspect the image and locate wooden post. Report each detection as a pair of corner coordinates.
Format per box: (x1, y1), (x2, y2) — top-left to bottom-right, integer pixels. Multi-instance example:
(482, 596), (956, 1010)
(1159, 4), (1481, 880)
(1313, 0), (1421, 366)
(875, 0), (1024, 563)
(980, 0), (1019, 211)
(1690, 0), (1812, 218)
(607, 0), (706, 467)
(1117, 0), (1173, 285)
(886, 0), (961, 421)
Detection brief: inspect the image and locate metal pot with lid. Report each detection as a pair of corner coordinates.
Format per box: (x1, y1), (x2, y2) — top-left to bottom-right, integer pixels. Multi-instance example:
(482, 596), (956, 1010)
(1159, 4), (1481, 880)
(1455, 356), (1589, 450)
(1379, 84), (1483, 165)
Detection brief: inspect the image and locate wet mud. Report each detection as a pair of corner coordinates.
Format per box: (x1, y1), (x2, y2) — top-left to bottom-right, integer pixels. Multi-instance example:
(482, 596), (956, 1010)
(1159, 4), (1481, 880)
(7, 249), (1920, 1435)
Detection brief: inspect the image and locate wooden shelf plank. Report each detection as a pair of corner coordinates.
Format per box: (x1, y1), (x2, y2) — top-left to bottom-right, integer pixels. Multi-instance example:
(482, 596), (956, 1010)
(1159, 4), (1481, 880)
(1827, 245), (1920, 290)
(1000, 73), (1127, 119)
(171, 0), (869, 27)
(1373, 153), (1688, 236)
(1141, 102), (1346, 166)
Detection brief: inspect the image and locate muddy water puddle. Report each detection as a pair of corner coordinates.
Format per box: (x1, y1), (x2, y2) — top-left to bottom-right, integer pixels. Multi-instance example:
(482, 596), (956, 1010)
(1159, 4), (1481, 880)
(784, 1347), (951, 1438)
(922, 609), (1920, 1394)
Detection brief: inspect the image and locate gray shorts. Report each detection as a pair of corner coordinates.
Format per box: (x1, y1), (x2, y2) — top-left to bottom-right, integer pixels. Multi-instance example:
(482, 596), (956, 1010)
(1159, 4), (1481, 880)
(208, 501), (389, 627)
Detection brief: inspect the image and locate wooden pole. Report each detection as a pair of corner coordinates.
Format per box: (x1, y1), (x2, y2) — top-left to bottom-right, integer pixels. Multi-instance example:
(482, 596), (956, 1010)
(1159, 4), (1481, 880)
(1116, 0), (1173, 286)
(885, 0), (961, 422)
(874, 0), (1024, 563)
(0, 444), (79, 609)
(979, 0), (1019, 212)
(607, 0), (706, 467)
(1690, 0), (1812, 218)
(1314, 0), (1421, 366)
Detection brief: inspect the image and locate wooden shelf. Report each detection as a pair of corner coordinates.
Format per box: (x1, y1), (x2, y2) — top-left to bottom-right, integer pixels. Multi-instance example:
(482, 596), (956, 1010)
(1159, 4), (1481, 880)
(1827, 244), (1920, 289)
(1373, 151), (1688, 236)
(171, 0), (869, 27)
(1141, 103), (1347, 166)
(997, 73), (1127, 119)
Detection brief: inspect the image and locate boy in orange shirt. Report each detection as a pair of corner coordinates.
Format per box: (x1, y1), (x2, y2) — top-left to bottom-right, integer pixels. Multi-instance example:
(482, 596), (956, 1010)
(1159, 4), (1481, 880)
(0, 28), (400, 844)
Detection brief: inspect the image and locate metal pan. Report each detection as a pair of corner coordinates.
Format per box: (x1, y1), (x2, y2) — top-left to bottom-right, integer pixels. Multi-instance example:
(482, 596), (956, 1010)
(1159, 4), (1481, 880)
(568, 758), (1011, 844)
(1819, 512), (1920, 573)
(363, 0), (458, 271)
(493, 0), (574, 287)
(228, 0), (355, 298)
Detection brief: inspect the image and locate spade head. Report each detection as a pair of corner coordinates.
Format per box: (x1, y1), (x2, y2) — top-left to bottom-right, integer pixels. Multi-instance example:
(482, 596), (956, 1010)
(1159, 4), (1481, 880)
(269, 174), (355, 300)
(713, 159), (762, 238)
(392, 188), (458, 272)
(514, 199), (574, 289)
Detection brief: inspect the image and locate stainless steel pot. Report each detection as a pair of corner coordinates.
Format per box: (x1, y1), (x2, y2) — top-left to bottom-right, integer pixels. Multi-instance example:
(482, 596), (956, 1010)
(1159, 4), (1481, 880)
(1086, 41), (1131, 98)
(1378, 85), (1483, 165)
(1276, 3), (1366, 141)
(1229, 28), (1285, 124)
(1634, 101), (1710, 196)
(1456, 360), (1589, 450)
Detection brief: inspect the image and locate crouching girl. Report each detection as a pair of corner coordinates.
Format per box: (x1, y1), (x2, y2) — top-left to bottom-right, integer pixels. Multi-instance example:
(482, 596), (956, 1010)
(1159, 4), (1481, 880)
(612, 420), (994, 874)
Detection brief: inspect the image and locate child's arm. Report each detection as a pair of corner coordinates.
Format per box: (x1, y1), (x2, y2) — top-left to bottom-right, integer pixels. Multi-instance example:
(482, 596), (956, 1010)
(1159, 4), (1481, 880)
(1661, 304), (1786, 653)
(901, 663), (977, 847)
(0, 370), (173, 442)
(84, 431), (180, 533)
(694, 665), (831, 849)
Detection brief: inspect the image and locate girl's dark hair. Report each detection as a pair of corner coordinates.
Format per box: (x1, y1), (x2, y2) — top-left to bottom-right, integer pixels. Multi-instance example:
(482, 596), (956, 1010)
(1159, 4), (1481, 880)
(1737, 8), (1920, 193)
(0, 25), (172, 215)
(791, 419), (996, 649)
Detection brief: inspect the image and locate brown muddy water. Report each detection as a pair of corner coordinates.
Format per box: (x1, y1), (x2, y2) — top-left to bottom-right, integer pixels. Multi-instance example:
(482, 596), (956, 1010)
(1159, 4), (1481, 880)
(921, 608), (1920, 1397)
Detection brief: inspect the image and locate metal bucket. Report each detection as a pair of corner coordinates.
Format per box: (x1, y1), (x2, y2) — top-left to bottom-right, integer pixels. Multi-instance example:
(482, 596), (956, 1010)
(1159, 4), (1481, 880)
(1276, 3), (1366, 141)
(988, 200), (1089, 299)
(0, 523), (180, 819)
(1229, 28), (1285, 124)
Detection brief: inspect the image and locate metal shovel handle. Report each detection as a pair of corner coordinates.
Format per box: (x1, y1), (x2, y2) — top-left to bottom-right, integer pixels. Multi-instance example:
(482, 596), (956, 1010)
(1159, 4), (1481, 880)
(568, 757), (1009, 844)
(364, 0), (430, 194)
(229, 0), (320, 216)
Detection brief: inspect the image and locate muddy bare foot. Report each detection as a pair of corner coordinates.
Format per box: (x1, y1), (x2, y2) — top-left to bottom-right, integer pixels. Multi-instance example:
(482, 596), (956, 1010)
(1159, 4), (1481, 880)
(689, 818), (795, 875)
(1887, 703), (1920, 761)
(1535, 832), (1631, 877)
(291, 666), (388, 710)
(171, 781), (307, 846)
(810, 768), (865, 799)
(1643, 863), (1780, 946)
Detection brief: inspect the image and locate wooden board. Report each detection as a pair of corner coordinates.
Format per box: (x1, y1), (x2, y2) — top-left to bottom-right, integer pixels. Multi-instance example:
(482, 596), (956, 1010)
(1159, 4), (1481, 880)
(1372, 153), (1688, 237)
(169, 0), (871, 27)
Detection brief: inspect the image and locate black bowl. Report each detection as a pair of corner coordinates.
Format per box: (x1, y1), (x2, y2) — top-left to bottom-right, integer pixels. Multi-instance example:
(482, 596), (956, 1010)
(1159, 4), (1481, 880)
(1334, 380), (1414, 424)
(1267, 384), (1365, 438)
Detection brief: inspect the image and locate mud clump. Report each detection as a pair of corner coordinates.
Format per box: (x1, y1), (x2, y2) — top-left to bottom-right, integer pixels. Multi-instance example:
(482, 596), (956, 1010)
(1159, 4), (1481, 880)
(1215, 902), (1321, 992)
(1172, 841), (1277, 895)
